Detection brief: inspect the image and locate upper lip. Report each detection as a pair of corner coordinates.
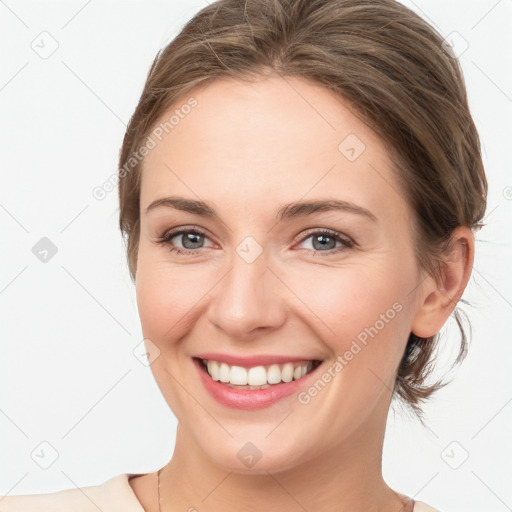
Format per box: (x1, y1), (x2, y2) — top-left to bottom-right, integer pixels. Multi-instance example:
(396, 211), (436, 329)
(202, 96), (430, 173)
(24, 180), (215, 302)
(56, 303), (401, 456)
(194, 352), (322, 368)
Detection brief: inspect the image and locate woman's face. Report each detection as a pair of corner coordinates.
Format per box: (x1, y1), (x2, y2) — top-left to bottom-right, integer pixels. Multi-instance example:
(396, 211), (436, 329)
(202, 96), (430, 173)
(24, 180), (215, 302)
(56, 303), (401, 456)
(136, 75), (426, 472)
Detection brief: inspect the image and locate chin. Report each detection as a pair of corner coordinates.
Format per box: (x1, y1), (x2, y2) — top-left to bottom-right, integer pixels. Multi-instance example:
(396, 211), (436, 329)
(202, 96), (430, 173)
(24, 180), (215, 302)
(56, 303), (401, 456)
(198, 435), (313, 476)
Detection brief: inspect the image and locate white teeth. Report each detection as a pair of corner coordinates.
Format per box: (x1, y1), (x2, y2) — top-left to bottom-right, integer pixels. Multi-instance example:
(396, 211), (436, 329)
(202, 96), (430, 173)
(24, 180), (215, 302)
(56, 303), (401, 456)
(219, 362), (230, 383)
(229, 365), (247, 385)
(267, 364), (281, 384)
(247, 366), (267, 386)
(202, 359), (318, 387)
(281, 362), (294, 383)
(207, 360), (219, 381)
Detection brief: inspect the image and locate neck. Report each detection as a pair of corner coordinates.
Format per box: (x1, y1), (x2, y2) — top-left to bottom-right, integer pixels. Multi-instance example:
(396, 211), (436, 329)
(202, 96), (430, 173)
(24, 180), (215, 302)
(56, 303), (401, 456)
(159, 407), (409, 511)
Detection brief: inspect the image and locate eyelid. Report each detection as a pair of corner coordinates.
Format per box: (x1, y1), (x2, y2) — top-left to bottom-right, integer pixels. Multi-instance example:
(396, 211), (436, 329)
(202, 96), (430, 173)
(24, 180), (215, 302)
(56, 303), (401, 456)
(159, 225), (208, 239)
(292, 227), (354, 246)
(155, 225), (355, 255)
(155, 225), (215, 247)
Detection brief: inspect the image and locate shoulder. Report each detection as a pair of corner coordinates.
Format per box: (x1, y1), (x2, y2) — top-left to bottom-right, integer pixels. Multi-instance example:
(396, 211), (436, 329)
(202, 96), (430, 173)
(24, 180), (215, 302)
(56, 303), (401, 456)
(0, 473), (145, 512)
(414, 500), (442, 512)
(0, 479), (443, 512)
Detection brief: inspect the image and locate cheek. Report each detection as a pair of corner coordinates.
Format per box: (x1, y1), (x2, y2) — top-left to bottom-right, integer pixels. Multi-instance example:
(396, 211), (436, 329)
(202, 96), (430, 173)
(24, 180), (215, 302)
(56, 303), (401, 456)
(135, 246), (186, 341)
(135, 245), (215, 343)
(296, 260), (410, 328)
(289, 259), (415, 374)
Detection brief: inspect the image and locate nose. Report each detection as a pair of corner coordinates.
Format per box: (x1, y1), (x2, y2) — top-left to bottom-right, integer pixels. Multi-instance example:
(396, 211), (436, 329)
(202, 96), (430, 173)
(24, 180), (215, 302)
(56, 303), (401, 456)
(207, 246), (287, 339)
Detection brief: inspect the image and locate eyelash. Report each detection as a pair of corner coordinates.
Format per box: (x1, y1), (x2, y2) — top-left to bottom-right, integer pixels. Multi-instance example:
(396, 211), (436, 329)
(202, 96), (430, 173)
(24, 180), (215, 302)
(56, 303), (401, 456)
(154, 226), (355, 257)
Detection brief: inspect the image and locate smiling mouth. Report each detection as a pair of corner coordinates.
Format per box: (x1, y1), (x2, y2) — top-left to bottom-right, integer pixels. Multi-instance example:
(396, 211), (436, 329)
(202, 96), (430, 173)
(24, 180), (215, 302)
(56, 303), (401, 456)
(195, 357), (322, 390)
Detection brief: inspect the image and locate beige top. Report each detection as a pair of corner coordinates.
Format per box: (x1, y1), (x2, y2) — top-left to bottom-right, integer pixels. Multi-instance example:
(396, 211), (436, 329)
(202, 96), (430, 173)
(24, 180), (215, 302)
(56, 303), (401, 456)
(0, 473), (441, 511)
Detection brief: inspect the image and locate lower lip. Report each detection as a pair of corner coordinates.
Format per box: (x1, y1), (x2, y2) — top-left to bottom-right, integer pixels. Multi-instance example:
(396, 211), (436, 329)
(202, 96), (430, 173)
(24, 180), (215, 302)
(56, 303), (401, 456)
(193, 358), (321, 410)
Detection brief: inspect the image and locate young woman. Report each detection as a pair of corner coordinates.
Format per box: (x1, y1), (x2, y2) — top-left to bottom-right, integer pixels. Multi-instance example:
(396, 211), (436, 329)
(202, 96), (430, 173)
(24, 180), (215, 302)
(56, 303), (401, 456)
(0, 0), (487, 510)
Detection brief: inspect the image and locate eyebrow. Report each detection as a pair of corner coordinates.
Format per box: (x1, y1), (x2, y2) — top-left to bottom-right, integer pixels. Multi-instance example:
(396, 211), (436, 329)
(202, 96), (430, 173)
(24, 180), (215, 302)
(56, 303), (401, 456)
(145, 196), (377, 222)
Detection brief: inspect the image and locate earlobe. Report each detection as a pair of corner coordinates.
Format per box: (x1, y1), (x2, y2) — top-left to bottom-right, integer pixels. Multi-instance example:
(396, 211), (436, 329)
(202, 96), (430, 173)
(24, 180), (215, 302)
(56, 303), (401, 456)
(411, 227), (474, 338)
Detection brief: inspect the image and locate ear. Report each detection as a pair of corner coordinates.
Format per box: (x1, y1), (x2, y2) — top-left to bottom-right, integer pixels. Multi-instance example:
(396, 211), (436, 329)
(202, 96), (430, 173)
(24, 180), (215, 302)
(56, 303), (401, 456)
(411, 226), (474, 338)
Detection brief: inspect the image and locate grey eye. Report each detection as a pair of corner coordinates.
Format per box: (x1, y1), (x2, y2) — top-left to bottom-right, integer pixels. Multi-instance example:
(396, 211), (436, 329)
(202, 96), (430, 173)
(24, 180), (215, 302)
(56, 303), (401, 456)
(172, 232), (205, 249)
(310, 233), (338, 251)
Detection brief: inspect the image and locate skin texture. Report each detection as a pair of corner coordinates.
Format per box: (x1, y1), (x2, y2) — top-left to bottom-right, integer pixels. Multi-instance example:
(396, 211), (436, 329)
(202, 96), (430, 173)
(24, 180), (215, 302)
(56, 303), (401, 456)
(130, 74), (474, 511)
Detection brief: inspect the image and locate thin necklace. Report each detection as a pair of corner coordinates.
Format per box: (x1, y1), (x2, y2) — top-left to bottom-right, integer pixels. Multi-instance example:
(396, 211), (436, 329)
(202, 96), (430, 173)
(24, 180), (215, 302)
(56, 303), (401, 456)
(157, 467), (162, 512)
(157, 467), (415, 512)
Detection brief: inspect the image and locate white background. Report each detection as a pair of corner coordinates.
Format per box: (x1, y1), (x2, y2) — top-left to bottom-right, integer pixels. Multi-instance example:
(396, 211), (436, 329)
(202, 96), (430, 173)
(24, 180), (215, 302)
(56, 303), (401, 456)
(1, 1), (511, 510)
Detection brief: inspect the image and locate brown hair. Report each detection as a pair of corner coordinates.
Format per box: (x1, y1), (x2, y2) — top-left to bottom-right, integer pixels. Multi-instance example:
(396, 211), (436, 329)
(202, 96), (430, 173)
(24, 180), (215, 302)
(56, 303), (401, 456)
(118, 0), (487, 418)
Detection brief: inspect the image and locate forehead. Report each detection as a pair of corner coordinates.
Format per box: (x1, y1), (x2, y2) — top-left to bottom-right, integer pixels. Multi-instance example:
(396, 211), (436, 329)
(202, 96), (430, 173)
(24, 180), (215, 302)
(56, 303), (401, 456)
(139, 75), (405, 220)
